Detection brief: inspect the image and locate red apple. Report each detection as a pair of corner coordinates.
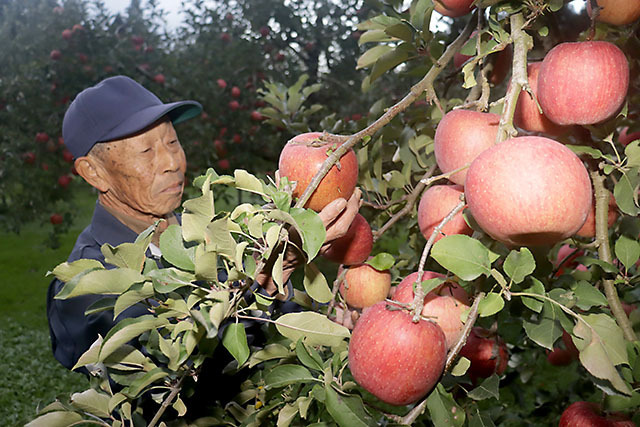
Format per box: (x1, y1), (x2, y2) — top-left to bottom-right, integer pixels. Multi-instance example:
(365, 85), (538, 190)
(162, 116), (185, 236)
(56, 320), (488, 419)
(553, 244), (586, 276)
(465, 136), (592, 247)
(259, 26), (270, 37)
(394, 272), (469, 350)
(35, 132), (50, 143)
(575, 190), (618, 238)
(217, 78), (227, 89)
(434, 109), (499, 185)
(418, 184), (472, 243)
(22, 152), (36, 165)
(275, 52), (285, 61)
(153, 73), (165, 85)
(434, 0), (476, 17)
(348, 302), (447, 405)
(232, 134), (242, 144)
(487, 44), (512, 86)
(50, 213), (64, 225)
(229, 100), (240, 111)
(50, 49), (61, 60)
(559, 401), (634, 427)
(61, 149), (73, 164)
(619, 127), (640, 146)
(62, 29), (72, 40)
(131, 35), (144, 46)
(213, 139), (227, 157)
(221, 33), (231, 42)
(278, 132), (358, 212)
(339, 263), (391, 309)
(41, 163), (49, 171)
(77, 53), (88, 63)
(587, 0), (640, 26)
(547, 331), (579, 366)
(621, 302), (637, 317)
(459, 327), (509, 383)
(250, 111), (264, 121)
(231, 86), (241, 98)
(322, 213), (373, 265)
(538, 41), (629, 126)
(72, 24), (84, 32)
(513, 62), (567, 136)
(217, 159), (230, 170)
(58, 175), (72, 188)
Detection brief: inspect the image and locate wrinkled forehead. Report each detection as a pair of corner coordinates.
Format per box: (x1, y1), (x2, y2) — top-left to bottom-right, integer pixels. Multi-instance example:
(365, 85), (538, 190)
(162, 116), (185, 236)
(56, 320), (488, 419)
(108, 119), (177, 149)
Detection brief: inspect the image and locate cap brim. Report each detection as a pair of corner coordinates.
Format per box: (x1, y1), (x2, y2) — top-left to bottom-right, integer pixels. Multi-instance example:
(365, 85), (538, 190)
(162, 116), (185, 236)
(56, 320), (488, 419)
(100, 100), (202, 143)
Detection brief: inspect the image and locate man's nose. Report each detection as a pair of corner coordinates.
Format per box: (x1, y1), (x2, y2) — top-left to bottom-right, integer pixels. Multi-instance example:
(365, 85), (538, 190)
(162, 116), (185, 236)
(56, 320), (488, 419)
(158, 142), (182, 172)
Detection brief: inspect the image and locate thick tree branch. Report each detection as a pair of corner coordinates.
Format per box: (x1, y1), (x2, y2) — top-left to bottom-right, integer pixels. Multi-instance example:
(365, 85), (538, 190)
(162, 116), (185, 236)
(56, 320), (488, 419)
(590, 169), (637, 341)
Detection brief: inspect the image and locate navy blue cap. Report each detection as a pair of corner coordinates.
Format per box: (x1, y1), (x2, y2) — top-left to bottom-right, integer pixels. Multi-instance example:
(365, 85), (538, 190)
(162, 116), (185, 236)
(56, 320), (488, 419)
(62, 75), (202, 158)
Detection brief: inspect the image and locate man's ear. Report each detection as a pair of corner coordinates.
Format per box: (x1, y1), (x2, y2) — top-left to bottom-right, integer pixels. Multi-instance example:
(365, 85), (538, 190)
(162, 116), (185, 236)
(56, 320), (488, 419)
(74, 156), (110, 193)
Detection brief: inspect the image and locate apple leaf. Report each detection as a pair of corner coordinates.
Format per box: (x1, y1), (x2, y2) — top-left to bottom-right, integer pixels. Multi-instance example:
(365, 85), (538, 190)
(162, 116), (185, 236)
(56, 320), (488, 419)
(384, 23), (413, 43)
(566, 144), (603, 160)
(523, 301), (562, 350)
(573, 315), (632, 395)
(49, 258), (104, 282)
(451, 356), (470, 377)
(99, 315), (164, 362)
(182, 174), (215, 243)
(467, 374), (500, 401)
(624, 141), (640, 168)
(571, 281), (608, 310)
(574, 256), (618, 274)
(233, 169), (266, 196)
(275, 312), (350, 347)
(478, 293), (505, 318)
(248, 343), (292, 369)
(264, 364), (315, 389)
(614, 168), (640, 216)
(222, 323), (250, 366)
(431, 235), (499, 281)
(369, 43), (413, 83)
(55, 268), (145, 300)
(503, 248), (535, 284)
(290, 208), (326, 261)
(427, 383), (466, 427)
(303, 263), (332, 303)
(365, 252), (394, 271)
(325, 384), (377, 427)
(24, 411), (84, 427)
(295, 338), (324, 372)
(356, 45), (393, 70)
(468, 403), (496, 427)
(277, 402), (299, 427)
(615, 235), (640, 270)
(159, 224), (196, 271)
(462, 61), (477, 89)
(521, 278), (545, 313)
(70, 389), (111, 418)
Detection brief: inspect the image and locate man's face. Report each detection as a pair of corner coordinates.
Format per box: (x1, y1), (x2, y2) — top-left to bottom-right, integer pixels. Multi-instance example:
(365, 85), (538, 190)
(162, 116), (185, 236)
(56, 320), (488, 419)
(94, 120), (187, 217)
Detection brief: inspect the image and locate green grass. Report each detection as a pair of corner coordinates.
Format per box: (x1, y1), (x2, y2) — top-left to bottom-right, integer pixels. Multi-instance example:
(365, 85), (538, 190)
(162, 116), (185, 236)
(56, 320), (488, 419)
(0, 187), (95, 426)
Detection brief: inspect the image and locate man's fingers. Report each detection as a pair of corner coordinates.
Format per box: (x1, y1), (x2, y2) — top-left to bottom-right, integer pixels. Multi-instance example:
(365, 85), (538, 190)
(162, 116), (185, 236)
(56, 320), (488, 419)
(323, 188), (362, 242)
(318, 197), (348, 226)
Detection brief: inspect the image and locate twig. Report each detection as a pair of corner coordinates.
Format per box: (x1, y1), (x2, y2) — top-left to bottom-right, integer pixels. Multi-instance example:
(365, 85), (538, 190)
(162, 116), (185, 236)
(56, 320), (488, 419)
(590, 169), (637, 341)
(292, 14), (477, 209)
(411, 197), (466, 321)
(445, 292), (484, 371)
(326, 267), (348, 320)
(148, 371), (188, 427)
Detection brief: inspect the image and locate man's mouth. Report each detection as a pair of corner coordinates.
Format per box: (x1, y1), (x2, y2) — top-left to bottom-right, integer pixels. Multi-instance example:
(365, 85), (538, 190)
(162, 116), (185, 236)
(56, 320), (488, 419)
(162, 181), (184, 194)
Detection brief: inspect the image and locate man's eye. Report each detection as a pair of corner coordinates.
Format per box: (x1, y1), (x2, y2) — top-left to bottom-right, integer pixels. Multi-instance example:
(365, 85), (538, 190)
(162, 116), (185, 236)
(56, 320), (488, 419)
(141, 147), (152, 153)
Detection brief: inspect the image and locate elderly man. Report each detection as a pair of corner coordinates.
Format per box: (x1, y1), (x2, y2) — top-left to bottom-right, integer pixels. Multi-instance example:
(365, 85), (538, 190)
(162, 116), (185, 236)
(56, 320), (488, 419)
(46, 76), (359, 386)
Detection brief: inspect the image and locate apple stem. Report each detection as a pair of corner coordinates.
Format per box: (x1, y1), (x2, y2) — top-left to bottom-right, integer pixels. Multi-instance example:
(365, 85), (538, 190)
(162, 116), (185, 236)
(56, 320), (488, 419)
(293, 14), (477, 209)
(496, 12), (531, 143)
(590, 169), (637, 341)
(326, 267), (349, 320)
(411, 197), (466, 322)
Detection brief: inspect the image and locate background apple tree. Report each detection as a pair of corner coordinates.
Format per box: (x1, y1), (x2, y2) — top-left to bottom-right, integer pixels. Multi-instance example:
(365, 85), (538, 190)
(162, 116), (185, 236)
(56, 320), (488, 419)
(20, 0), (640, 426)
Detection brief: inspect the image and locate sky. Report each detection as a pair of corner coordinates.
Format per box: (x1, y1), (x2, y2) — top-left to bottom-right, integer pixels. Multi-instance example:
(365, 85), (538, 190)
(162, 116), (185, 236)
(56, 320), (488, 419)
(103, 0), (184, 29)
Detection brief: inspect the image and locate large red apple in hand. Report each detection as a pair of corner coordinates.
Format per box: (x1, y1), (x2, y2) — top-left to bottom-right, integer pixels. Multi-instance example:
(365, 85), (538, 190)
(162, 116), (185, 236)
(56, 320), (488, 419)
(418, 184), (472, 243)
(459, 327), (509, 383)
(434, 109), (499, 185)
(339, 263), (391, 309)
(513, 62), (567, 136)
(587, 0), (640, 26)
(393, 271), (469, 350)
(322, 213), (372, 265)
(465, 136), (592, 247)
(348, 302), (446, 406)
(278, 132), (358, 212)
(538, 41), (629, 126)
(559, 401), (634, 427)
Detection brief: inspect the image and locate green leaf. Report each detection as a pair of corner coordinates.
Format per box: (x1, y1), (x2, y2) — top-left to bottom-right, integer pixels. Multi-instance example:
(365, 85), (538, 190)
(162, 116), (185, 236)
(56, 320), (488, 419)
(272, 248), (285, 295)
(384, 22), (413, 42)
(296, 338), (324, 371)
(182, 174), (215, 243)
(478, 293), (505, 318)
(147, 268), (195, 294)
(575, 256), (618, 273)
(159, 224), (196, 271)
(615, 235), (640, 270)
(451, 356), (470, 377)
(101, 227), (152, 271)
(276, 312), (350, 347)
(24, 411), (84, 427)
(113, 282), (154, 318)
(521, 278), (545, 313)
(573, 316), (632, 395)
(100, 315), (162, 361)
(468, 403), (496, 427)
(462, 61), (477, 89)
(356, 45), (393, 70)
(303, 263), (332, 303)
(122, 367), (168, 399)
(358, 29), (393, 45)
(205, 217), (237, 260)
(566, 144), (603, 160)
(325, 384), (377, 427)
(426, 384), (466, 427)
(365, 253), (394, 271)
(49, 259), (104, 282)
(572, 281), (608, 310)
(369, 43), (412, 83)
(614, 168), (640, 216)
(234, 169), (266, 196)
(70, 389), (111, 418)
(222, 323), (250, 366)
(503, 248), (535, 284)
(582, 314), (628, 366)
(467, 374), (500, 401)
(277, 402), (299, 427)
(624, 141), (640, 168)
(248, 343), (292, 368)
(290, 208), (326, 261)
(55, 268), (145, 300)
(264, 364), (315, 389)
(431, 235), (499, 280)
(523, 300), (562, 350)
